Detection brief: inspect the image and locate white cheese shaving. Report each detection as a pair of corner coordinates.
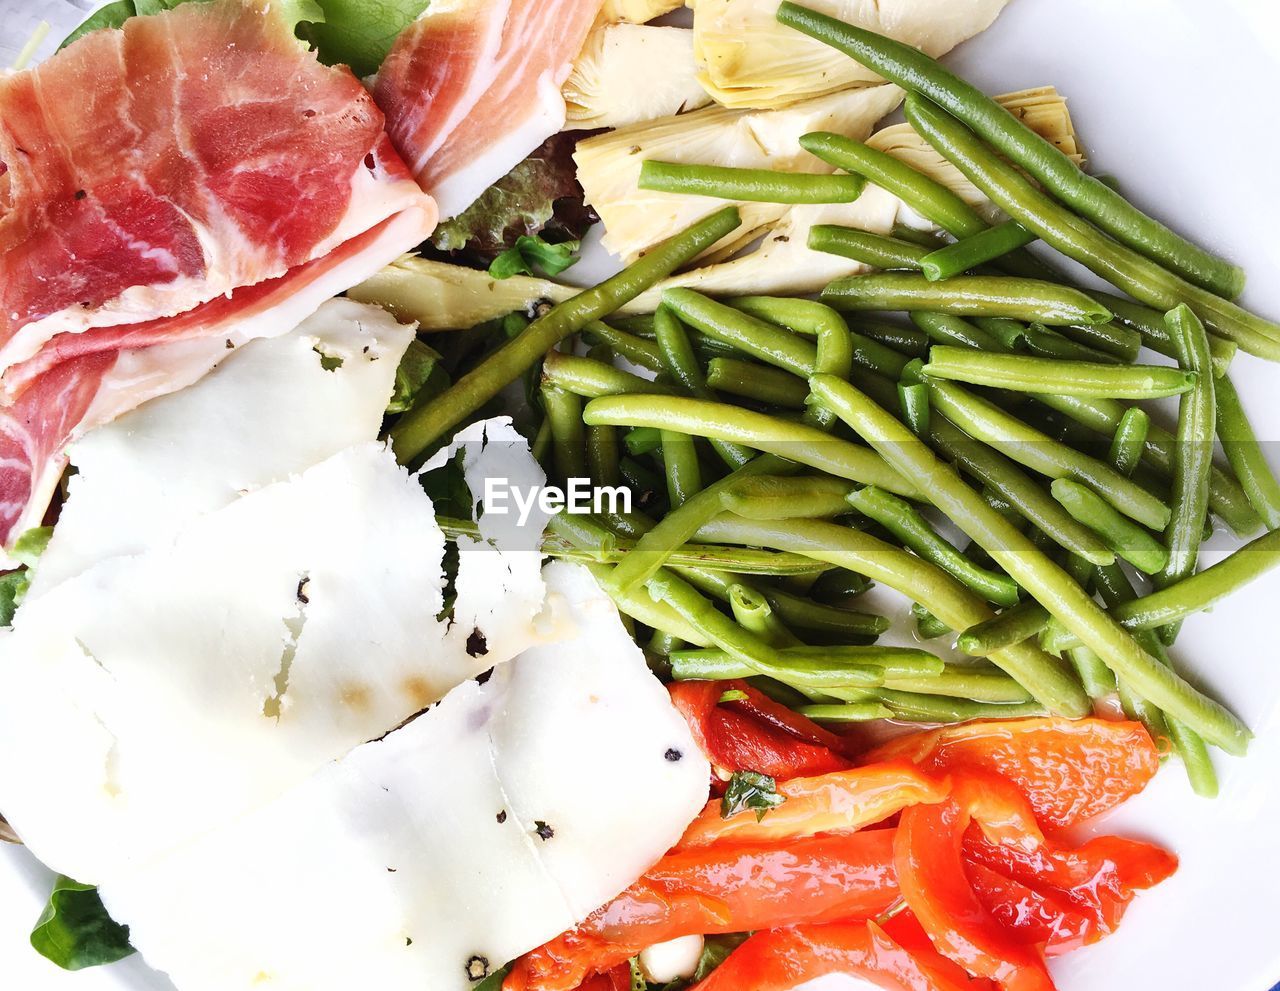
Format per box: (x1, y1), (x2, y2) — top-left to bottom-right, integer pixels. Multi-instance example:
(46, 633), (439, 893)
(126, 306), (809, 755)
(99, 563), (709, 991)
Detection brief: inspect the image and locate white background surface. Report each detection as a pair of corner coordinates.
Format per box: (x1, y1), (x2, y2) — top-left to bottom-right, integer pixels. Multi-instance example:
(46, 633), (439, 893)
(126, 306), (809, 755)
(2, 1), (1279, 989)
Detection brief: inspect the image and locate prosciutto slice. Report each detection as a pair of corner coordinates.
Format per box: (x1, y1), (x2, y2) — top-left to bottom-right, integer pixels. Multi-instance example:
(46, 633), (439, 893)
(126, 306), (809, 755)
(374, 0), (603, 219)
(0, 0), (437, 548)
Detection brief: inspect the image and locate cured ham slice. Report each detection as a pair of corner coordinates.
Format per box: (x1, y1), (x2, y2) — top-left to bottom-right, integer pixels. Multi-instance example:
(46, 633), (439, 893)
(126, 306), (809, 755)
(374, 0), (603, 218)
(0, 0), (437, 549)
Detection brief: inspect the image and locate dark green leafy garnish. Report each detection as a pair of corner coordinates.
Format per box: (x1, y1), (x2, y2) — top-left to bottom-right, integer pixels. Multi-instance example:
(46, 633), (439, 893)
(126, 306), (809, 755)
(720, 770), (785, 822)
(386, 339), (446, 415)
(489, 236), (581, 281)
(30, 876), (135, 971)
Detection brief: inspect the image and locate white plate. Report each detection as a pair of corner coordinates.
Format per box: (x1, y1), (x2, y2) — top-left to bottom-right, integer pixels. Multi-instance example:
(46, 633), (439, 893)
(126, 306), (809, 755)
(2, 1), (1280, 989)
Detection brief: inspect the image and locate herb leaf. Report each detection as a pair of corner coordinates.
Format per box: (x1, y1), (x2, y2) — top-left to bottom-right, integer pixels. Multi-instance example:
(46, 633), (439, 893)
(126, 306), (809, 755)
(490, 236), (580, 281)
(30, 876), (135, 971)
(386, 339), (446, 415)
(720, 770), (785, 822)
(0, 571), (27, 628)
(59, 0), (136, 48)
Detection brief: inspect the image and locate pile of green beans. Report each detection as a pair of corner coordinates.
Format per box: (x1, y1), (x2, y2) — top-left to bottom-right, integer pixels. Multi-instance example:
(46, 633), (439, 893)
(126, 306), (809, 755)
(376, 25), (1280, 793)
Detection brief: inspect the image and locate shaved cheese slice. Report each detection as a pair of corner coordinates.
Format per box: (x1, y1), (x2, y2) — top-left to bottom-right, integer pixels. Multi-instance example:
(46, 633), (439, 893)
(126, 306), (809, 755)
(99, 563), (709, 991)
(0, 443), (566, 884)
(31, 299), (416, 595)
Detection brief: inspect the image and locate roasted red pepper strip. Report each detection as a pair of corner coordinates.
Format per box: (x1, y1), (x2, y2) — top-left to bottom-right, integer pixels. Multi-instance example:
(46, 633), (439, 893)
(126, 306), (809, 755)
(689, 920), (991, 991)
(864, 718), (1159, 829)
(670, 680), (852, 778)
(506, 831), (899, 991)
(677, 761), (948, 848)
(895, 772), (1058, 991)
(571, 967), (631, 991)
(964, 828), (1177, 940)
(966, 862), (1094, 956)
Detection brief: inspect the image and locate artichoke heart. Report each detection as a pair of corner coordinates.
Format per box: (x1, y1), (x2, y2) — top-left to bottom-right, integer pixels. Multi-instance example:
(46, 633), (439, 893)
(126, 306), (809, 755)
(575, 83), (904, 263)
(600, 0), (686, 23)
(565, 25), (712, 130)
(869, 87), (1085, 209)
(693, 0), (1011, 109)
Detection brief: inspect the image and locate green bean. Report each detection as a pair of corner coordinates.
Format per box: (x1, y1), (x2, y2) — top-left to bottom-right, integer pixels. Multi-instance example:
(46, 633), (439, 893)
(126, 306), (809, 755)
(583, 396), (920, 497)
(585, 424), (622, 487)
(973, 317), (1029, 351)
(1059, 320), (1143, 362)
(893, 224), (949, 248)
(620, 455), (665, 502)
(777, 5), (1244, 298)
(1091, 562), (1218, 795)
(872, 691), (1046, 723)
(911, 312), (1008, 352)
(825, 272), (1111, 327)
(883, 667), (1035, 704)
(693, 514), (1090, 716)
(922, 346), (1195, 400)
(582, 321), (665, 371)
(799, 703), (895, 722)
(809, 225), (931, 269)
(852, 318), (931, 358)
(1031, 391), (1260, 535)
(1066, 645), (1117, 701)
(957, 601), (1051, 657)
(926, 379), (1171, 531)
(799, 132), (986, 237)
(1088, 292), (1236, 376)
(913, 603), (952, 641)
(719, 475), (854, 520)
(540, 383), (586, 481)
(647, 629), (685, 657)
(583, 563), (711, 646)
(541, 351), (676, 399)
(543, 512), (619, 561)
(847, 484), (1020, 607)
(661, 430), (703, 508)
(899, 381), (931, 436)
(913, 406), (1116, 565)
(663, 289), (816, 377)
(1158, 306), (1216, 595)
(392, 207), (740, 462)
(671, 649), (941, 689)
(920, 221), (1036, 281)
(808, 373), (1250, 754)
(624, 426), (663, 457)
(1045, 525), (1280, 653)
(810, 567), (873, 602)
(639, 160), (867, 204)
(1215, 375), (1280, 529)
(1109, 408), (1149, 478)
(729, 583), (803, 649)
(1050, 479), (1169, 575)
(653, 305), (755, 468)
(1023, 324), (1123, 365)
(902, 95), (1280, 360)
(706, 357), (810, 409)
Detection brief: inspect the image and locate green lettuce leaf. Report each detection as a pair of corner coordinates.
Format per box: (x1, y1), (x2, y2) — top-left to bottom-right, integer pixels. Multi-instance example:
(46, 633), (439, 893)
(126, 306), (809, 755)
(301, 0), (429, 78)
(385, 339), (447, 415)
(30, 876), (135, 971)
(432, 134), (596, 260)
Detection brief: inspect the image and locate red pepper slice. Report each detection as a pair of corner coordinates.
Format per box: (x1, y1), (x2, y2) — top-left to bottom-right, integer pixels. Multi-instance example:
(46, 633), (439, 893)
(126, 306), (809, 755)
(688, 920), (991, 991)
(895, 772), (1058, 991)
(863, 718), (1159, 829)
(669, 680), (852, 779)
(964, 828), (1177, 939)
(966, 862), (1094, 956)
(677, 761), (948, 849)
(506, 831), (899, 991)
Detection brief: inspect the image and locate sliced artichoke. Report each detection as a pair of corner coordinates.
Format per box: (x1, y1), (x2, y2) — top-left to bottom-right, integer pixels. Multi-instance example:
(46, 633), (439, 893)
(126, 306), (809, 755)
(868, 87), (1084, 207)
(574, 83), (903, 262)
(600, 0), (686, 23)
(693, 0), (1011, 109)
(347, 256), (575, 332)
(565, 25), (711, 130)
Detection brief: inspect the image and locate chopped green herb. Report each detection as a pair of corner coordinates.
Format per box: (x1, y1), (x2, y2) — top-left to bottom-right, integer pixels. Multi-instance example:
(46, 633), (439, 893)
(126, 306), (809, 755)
(11, 526), (53, 569)
(720, 770), (785, 822)
(0, 570), (27, 627)
(386, 339), (446, 414)
(30, 876), (135, 971)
